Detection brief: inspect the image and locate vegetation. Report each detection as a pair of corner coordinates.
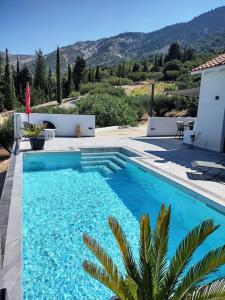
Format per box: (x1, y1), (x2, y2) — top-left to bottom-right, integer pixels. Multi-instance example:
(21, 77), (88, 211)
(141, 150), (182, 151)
(56, 46), (62, 104)
(83, 205), (225, 300)
(4, 49), (16, 110)
(23, 123), (46, 138)
(0, 116), (14, 153)
(76, 94), (138, 127)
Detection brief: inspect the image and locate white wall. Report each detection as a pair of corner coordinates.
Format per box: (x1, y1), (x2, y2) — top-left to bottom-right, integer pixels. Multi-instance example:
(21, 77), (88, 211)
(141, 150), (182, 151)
(147, 117), (196, 136)
(193, 66), (225, 152)
(14, 113), (95, 138)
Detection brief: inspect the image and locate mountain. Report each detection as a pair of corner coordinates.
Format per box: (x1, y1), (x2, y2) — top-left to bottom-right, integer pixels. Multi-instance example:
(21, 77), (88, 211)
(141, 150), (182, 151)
(2, 6), (225, 72)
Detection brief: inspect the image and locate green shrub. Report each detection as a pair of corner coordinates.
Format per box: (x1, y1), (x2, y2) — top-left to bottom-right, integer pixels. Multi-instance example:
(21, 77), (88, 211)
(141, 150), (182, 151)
(31, 106), (78, 114)
(89, 86), (125, 97)
(76, 94), (138, 127)
(125, 95), (149, 119)
(68, 91), (80, 98)
(127, 72), (147, 82)
(0, 116), (14, 152)
(80, 83), (110, 95)
(105, 76), (132, 86)
(153, 95), (176, 116)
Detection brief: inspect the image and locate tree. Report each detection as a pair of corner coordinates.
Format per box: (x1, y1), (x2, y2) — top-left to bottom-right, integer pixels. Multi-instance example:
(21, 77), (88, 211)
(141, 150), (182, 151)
(18, 65), (32, 104)
(56, 46), (62, 104)
(83, 205), (225, 300)
(15, 58), (20, 96)
(132, 62), (140, 72)
(95, 65), (101, 82)
(47, 68), (53, 101)
(73, 56), (86, 91)
(0, 55), (4, 95)
(4, 49), (16, 110)
(67, 63), (74, 95)
(142, 60), (148, 72)
(87, 68), (94, 83)
(165, 42), (182, 62)
(34, 49), (46, 91)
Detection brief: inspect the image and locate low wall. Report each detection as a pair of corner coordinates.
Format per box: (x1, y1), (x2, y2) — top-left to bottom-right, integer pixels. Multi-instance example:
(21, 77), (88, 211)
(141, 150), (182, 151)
(14, 113), (95, 138)
(147, 117), (196, 136)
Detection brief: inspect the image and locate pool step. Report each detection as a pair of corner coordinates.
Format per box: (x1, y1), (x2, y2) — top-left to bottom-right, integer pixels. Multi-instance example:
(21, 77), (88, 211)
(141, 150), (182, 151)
(82, 152), (127, 162)
(81, 152), (127, 174)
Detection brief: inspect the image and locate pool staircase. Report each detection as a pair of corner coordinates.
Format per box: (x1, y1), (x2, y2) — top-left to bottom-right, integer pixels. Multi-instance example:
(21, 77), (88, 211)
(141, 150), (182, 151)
(81, 152), (127, 175)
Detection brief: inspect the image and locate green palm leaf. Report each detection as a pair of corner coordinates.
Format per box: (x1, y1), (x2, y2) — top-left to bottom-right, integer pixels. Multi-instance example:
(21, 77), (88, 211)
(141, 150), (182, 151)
(189, 278), (225, 300)
(108, 216), (141, 284)
(83, 233), (120, 283)
(82, 205), (225, 300)
(162, 220), (218, 298)
(83, 261), (135, 300)
(173, 246), (225, 299)
(151, 205), (171, 295)
(139, 214), (153, 299)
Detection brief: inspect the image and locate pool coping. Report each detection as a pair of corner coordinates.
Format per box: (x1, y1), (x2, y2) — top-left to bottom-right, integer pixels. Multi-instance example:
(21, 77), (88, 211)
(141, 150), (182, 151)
(3, 146), (225, 299)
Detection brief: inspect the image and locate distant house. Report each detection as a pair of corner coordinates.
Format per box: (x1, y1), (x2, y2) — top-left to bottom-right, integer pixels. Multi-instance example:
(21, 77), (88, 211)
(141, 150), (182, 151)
(191, 54), (225, 152)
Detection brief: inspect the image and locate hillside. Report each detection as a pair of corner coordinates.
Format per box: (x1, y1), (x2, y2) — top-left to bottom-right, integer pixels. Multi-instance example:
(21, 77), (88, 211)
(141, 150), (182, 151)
(2, 6), (225, 71)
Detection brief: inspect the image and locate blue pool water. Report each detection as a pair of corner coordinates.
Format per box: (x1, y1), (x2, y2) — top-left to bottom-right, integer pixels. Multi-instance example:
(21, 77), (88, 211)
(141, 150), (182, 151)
(23, 152), (225, 300)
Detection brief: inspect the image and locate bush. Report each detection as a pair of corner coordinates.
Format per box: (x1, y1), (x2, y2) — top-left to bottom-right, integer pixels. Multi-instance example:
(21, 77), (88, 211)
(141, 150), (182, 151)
(89, 86), (125, 97)
(127, 72), (147, 82)
(68, 91), (80, 98)
(0, 116), (14, 152)
(76, 94), (138, 127)
(125, 95), (149, 120)
(105, 77), (132, 86)
(31, 106), (78, 115)
(80, 83), (110, 95)
(153, 95), (176, 116)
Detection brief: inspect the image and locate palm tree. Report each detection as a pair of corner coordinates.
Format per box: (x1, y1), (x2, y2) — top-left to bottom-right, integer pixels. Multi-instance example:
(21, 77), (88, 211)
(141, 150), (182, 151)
(83, 205), (225, 299)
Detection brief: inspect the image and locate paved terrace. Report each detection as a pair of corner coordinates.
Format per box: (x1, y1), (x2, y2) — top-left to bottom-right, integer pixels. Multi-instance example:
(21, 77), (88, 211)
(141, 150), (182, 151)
(19, 125), (225, 208)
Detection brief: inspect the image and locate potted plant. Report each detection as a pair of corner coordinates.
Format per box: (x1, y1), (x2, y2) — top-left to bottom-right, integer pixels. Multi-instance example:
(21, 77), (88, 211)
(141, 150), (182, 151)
(23, 124), (46, 150)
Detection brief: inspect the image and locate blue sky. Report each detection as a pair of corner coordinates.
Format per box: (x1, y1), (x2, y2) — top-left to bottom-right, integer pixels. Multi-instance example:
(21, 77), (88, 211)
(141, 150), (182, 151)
(1, 0), (225, 55)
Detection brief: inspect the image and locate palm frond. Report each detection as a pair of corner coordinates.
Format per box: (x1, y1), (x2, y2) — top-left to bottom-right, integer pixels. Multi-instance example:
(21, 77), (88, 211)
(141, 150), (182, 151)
(151, 205), (171, 293)
(108, 216), (141, 285)
(189, 278), (225, 300)
(139, 214), (153, 299)
(83, 261), (136, 300)
(173, 245), (225, 300)
(83, 233), (119, 283)
(162, 220), (218, 298)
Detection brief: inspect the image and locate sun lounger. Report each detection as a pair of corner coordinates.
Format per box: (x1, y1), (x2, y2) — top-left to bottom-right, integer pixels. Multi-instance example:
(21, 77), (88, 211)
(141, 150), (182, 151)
(191, 160), (225, 180)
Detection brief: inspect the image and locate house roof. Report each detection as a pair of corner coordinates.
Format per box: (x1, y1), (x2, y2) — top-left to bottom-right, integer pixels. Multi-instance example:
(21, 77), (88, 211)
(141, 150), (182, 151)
(192, 53), (225, 73)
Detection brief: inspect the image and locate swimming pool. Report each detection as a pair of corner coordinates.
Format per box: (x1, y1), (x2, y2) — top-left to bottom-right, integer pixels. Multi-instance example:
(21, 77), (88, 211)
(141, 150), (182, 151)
(23, 150), (225, 299)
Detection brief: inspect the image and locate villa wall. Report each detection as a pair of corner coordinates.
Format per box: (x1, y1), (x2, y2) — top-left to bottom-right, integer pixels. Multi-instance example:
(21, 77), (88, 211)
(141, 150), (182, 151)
(193, 66), (225, 152)
(14, 113), (95, 138)
(147, 117), (196, 136)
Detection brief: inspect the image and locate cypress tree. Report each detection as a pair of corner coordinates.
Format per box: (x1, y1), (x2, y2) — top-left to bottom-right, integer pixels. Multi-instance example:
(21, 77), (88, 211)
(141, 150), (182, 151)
(47, 67), (53, 101)
(95, 65), (101, 82)
(34, 49), (46, 90)
(0, 55), (4, 93)
(73, 56), (86, 91)
(15, 58), (21, 96)
(67, 63), (74, 96)
(4, 49), (16, 110)
(142, 60), (148, 72)
(56, 46), (62, 104)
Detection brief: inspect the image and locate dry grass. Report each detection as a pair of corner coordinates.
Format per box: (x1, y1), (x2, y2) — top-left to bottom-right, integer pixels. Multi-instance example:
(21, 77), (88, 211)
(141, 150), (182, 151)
(122, 82), (178, 96)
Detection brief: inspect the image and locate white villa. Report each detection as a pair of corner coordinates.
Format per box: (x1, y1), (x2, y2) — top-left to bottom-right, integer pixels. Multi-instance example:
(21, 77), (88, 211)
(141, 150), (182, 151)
(191, 54), (225, 152)
(147, 53), (225, 153)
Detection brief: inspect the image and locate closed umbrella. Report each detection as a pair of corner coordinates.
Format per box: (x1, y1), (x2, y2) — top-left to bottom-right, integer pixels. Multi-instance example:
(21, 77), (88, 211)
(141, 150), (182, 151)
(25, 83), (31, 121)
